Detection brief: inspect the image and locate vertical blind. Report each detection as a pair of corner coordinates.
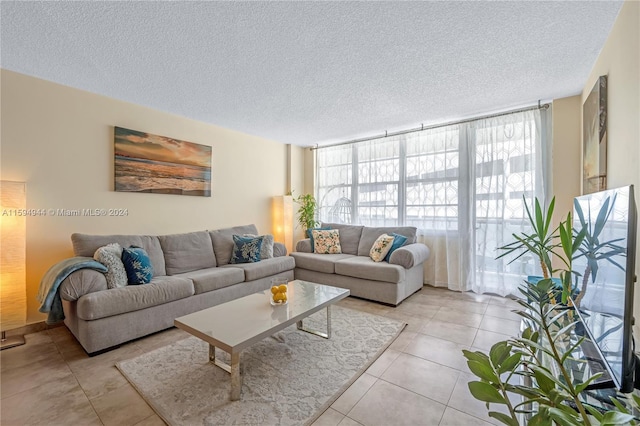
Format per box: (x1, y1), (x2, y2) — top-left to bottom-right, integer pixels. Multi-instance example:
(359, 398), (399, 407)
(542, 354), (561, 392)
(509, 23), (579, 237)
(315, 107), (551, 296)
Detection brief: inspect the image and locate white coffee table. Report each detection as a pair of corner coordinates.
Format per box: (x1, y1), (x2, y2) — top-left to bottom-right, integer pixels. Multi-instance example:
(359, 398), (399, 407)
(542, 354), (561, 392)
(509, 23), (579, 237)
(174, 280), (350, 400)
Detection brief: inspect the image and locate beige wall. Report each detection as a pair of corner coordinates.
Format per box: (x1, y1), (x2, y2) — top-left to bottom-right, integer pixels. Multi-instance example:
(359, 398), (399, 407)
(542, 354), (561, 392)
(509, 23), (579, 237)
(551, 96), (582, 219)
(1, 70), (297, 324)
(583, 1), (639, 193)
(580, 1), (640, 315)
(303, 148), (315, 195)
(550, 96), (583, 270)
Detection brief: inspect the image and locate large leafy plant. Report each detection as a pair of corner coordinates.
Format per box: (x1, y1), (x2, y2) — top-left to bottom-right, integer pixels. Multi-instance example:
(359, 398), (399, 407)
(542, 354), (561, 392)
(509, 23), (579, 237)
(497, 197), (560, 280)
(462, 279), (638, 425)
(497, 197), (586, 305)
(294, 193), (319, 232)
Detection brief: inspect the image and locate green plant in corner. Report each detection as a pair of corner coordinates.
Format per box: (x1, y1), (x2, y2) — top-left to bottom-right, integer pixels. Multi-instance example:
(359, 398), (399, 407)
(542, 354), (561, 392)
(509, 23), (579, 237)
(462, 279), (638, 425)
(294, 193), (319, 233)
(497, 196), (560, 280)
(557, 212), (587, 305)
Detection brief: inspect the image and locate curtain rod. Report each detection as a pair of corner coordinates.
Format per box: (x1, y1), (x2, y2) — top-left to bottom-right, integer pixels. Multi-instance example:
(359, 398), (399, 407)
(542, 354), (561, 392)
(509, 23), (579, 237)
(310, 102), (550, 151)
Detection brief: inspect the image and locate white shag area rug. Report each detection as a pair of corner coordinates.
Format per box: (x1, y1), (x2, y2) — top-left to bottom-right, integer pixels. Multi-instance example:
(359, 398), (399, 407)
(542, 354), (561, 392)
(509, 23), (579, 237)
(116, 305), (405, 426)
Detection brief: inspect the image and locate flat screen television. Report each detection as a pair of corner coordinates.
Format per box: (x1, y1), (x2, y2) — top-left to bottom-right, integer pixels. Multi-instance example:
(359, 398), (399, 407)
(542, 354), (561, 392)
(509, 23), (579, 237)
(570, 185), (637, 393)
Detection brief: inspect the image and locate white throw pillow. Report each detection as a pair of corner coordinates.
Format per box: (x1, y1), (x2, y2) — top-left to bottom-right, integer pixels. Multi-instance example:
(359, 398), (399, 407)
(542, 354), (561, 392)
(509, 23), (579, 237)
(369, 234), (395, 262)
(94, 243), (128, 289)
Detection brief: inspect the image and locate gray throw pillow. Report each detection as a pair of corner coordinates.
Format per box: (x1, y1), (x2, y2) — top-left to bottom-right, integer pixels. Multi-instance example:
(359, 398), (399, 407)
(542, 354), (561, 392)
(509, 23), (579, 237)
(244, 234), (274, 260)
(94, 243), (128, 289)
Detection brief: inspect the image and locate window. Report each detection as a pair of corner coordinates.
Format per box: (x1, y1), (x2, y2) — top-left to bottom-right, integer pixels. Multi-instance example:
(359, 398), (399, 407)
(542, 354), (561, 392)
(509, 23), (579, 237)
(316, 108), (550, 296)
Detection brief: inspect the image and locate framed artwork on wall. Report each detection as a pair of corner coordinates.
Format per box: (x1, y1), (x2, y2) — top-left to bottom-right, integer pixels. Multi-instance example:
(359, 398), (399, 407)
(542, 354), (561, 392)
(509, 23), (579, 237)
(582, 75), (607, 194)
(114, 126), (211, 197)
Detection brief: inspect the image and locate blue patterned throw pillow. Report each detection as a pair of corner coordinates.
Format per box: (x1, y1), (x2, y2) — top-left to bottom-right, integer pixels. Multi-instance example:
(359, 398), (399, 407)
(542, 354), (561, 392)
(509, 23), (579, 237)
(122, 246), (154, 284)
(230, 235), (263, 264)
(384, 233), (408, 262)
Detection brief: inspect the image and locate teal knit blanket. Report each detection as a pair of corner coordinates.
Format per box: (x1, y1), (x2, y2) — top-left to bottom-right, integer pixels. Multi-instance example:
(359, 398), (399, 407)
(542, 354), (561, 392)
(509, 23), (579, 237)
(37, 256), (107, 324)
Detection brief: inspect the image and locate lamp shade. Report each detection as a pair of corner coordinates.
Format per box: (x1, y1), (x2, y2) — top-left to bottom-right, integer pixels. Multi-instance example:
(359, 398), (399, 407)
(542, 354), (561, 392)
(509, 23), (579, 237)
(272, 195), (294, 254)
(0, 181), (27, 332)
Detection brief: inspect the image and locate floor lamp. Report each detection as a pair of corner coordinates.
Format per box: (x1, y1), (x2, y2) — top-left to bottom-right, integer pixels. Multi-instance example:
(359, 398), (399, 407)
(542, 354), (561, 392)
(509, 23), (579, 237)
(273, 195), (294, 255)
(0, 181), (27, 350)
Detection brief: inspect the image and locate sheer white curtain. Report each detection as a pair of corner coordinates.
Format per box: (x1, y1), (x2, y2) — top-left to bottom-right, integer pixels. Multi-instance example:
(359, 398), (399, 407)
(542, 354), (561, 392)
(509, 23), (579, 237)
(316, 107), (552, 296)
(470, 109), (550, 295)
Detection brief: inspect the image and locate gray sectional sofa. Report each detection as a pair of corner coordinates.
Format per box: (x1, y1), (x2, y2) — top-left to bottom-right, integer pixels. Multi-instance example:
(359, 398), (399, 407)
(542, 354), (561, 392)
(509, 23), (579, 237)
(59, 224), (294, 354)
(291, 223), (430, 306)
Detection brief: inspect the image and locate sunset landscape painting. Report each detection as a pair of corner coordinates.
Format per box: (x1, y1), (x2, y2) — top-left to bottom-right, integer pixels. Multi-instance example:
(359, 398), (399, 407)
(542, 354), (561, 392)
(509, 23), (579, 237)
(114, 127), (211, 196)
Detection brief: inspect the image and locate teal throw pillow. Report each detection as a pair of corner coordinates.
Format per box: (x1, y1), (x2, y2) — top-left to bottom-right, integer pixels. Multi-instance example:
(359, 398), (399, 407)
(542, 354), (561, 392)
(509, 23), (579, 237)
(306, 227), (331, 253)
(384, 233), (408, 262)
(230, 235), (263, 264)
(122, 246), (154, 284)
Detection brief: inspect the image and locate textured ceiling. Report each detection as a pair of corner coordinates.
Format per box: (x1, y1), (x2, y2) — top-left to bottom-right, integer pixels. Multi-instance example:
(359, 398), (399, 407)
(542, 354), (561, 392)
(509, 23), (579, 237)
(1, 1), (622, 146)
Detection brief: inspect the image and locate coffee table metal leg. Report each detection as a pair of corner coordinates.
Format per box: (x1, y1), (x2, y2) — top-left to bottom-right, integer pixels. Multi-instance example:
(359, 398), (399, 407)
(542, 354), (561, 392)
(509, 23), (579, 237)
(209, 344), (232, 373)
(230, 352), (241, 401)
(297, 305), (331, 339)
(209, 345), (242, 400)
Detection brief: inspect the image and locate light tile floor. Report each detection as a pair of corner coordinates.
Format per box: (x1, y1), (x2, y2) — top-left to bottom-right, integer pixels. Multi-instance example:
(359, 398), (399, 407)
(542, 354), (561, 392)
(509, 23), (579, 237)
(0, 286), (520, 426)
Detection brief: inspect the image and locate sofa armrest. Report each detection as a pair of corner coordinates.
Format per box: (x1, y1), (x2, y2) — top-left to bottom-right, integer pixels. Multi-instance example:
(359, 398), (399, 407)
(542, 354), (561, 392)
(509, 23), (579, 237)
(389, 243), (430, 269)
(273, 242), (287, 257)
(296, 238), (312, 253)
(59, 269), (108, 302)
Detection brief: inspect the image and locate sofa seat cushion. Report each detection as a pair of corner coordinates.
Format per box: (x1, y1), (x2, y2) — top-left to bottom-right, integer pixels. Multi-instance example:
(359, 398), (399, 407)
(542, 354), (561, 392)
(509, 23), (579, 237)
(175, 267), (245, 294)
(290, 252), (355, 274)
(76, 276), (194, 320)
(334, 256), (405, 283)
(159, 231), (216, 275)
(221, 256), (295, 282)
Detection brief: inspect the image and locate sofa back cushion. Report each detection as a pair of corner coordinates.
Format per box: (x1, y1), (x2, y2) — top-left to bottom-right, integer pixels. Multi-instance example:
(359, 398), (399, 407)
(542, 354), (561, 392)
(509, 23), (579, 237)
(357, 226), (417, 256)
(209, 224), (259, 266)
(158, 231), (216, 275)
(320, 223), (364, 255)
(71, 233), (166, 276)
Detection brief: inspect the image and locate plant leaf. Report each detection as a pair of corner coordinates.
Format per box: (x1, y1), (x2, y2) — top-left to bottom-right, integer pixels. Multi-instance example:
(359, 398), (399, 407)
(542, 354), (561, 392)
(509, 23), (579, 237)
(488, 411), (519, 426)
(529, 364), (573, 394)
(468, 381), (506, 404)
(584, 405), (605, 422)
(489, 342), (511, 367)
(498, 353), (522, 374)
(462, 350), (490, 364)
(467, 360), (500, 383)
(593, 196), (612, 239)
(609, 396), (630, 414)
(510, 385), (543, 399)
(532, 367), (556, 393)
(600, 411), (636, 425)
(561, 337), (587, 364)
(543, 197), (556, 238)
(546, 407), (582, 426)
(574, 198), (586, 226)
(528, 411), (553, 426)
(552, 322), (577, 343)
(574, 372), (603, 394)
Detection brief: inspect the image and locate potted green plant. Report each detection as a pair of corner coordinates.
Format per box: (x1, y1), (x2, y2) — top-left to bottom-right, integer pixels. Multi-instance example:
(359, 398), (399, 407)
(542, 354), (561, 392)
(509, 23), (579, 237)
(464, 194), (636, 424)
(462, 278), (638, 425)
(496, 196), (560, 280)
(497, 196), (586, 305)
(294, 193), (319, 233)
